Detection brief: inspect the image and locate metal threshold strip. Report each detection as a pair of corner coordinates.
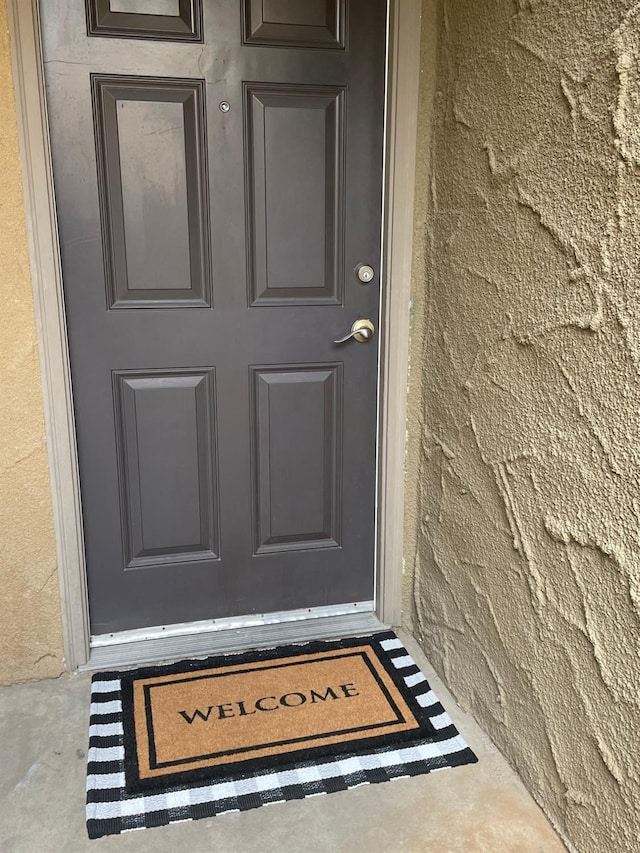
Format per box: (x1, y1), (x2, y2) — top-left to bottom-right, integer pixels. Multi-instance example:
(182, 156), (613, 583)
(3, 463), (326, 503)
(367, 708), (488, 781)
(84, 602), (385, 670)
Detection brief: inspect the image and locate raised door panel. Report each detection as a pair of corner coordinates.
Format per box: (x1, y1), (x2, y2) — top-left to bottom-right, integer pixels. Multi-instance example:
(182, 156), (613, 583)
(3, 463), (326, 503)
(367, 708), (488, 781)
(251, 365), (343, 555)
(86, 0), (203, 41)
(245, 84), (345, 306)
(242, 0), (345, 49)
(92, 76), (211, 308)
(114, 369), (220, 569)
(111, 0), (178, 10)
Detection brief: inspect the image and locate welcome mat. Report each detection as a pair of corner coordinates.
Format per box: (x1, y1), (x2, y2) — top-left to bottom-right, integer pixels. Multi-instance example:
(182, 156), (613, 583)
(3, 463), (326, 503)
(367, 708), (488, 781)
(86, 632), (477, 838)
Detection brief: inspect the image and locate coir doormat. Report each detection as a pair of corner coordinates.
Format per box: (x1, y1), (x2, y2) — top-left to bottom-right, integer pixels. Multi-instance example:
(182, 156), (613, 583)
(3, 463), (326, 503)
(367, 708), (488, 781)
(86, 632), (477, 838)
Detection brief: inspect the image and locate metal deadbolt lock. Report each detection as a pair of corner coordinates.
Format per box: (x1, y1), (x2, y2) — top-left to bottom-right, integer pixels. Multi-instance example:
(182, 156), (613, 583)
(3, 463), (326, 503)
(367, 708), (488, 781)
(356, 263), (375, 284)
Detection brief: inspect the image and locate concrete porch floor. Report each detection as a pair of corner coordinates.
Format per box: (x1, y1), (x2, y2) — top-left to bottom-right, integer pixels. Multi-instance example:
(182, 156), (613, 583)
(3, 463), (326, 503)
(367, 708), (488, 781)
(1, 633), (566, 852)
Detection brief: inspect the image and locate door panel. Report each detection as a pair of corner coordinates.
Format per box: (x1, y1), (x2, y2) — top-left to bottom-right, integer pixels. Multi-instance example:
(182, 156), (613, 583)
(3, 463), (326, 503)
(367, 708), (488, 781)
(245, 84), (345, 305)
(251, 365), (342, 554)
(41, 0), (386, 634)
(111, 0), (178, 13)
(242, 0), (345, 48)
(113, 369), (220, 568)
(87, 0), (203, 41)
(93, 75), (211, 308)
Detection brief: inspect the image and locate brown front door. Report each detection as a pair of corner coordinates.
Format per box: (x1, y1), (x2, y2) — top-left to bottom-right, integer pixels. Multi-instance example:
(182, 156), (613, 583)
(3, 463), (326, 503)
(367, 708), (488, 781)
(40, 1), (386, 635)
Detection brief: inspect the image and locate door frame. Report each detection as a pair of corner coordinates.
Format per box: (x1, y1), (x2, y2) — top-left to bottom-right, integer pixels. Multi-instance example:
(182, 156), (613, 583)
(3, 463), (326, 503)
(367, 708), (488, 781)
(7, 0), (423, 671)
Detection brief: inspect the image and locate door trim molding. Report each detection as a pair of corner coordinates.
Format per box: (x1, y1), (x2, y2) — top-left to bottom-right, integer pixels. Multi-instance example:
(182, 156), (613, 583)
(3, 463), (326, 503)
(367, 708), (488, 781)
(7, 0), (90, 670)
(8, 0), (422, 669)
(378, 0), (422, 626)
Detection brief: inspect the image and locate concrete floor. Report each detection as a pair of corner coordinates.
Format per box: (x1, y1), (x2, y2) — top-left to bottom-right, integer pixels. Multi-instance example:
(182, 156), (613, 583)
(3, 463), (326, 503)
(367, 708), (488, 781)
(1, 633), (566, 852)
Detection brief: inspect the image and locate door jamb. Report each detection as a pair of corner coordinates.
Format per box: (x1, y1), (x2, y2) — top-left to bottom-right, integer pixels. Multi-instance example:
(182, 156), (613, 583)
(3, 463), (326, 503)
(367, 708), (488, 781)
(7, 0), (423, 670)
(7, 0), (90, 670)
(378, 0), (422, 626)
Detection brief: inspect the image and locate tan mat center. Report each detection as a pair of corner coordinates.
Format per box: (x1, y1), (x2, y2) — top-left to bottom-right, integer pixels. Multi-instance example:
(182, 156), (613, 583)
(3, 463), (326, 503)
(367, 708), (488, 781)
(132, 646), (420, 779)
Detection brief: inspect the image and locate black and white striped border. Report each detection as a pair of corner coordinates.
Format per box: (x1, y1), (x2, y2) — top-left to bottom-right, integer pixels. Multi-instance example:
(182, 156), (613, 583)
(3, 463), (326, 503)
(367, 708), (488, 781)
(86, 632), (477, 839)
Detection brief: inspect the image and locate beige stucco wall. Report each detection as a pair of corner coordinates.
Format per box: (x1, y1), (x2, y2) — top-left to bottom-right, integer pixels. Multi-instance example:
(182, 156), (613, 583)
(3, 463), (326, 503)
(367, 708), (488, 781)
(0, 2), (64, 684)
(406, 1), (640, 851)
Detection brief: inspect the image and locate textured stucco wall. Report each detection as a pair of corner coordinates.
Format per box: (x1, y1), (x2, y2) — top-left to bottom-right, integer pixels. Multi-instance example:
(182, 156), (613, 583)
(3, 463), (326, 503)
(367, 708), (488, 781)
(0, 2), (64, 684)
(406, 1), (640, 850)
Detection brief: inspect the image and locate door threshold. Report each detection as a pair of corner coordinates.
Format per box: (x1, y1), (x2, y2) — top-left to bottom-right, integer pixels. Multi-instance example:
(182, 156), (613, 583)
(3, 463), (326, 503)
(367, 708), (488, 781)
(83, 602), (386, 670)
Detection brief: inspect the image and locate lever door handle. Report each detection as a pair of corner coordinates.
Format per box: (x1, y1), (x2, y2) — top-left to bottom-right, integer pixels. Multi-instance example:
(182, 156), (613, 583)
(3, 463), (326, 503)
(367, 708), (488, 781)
(334, 319), (376, 344)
